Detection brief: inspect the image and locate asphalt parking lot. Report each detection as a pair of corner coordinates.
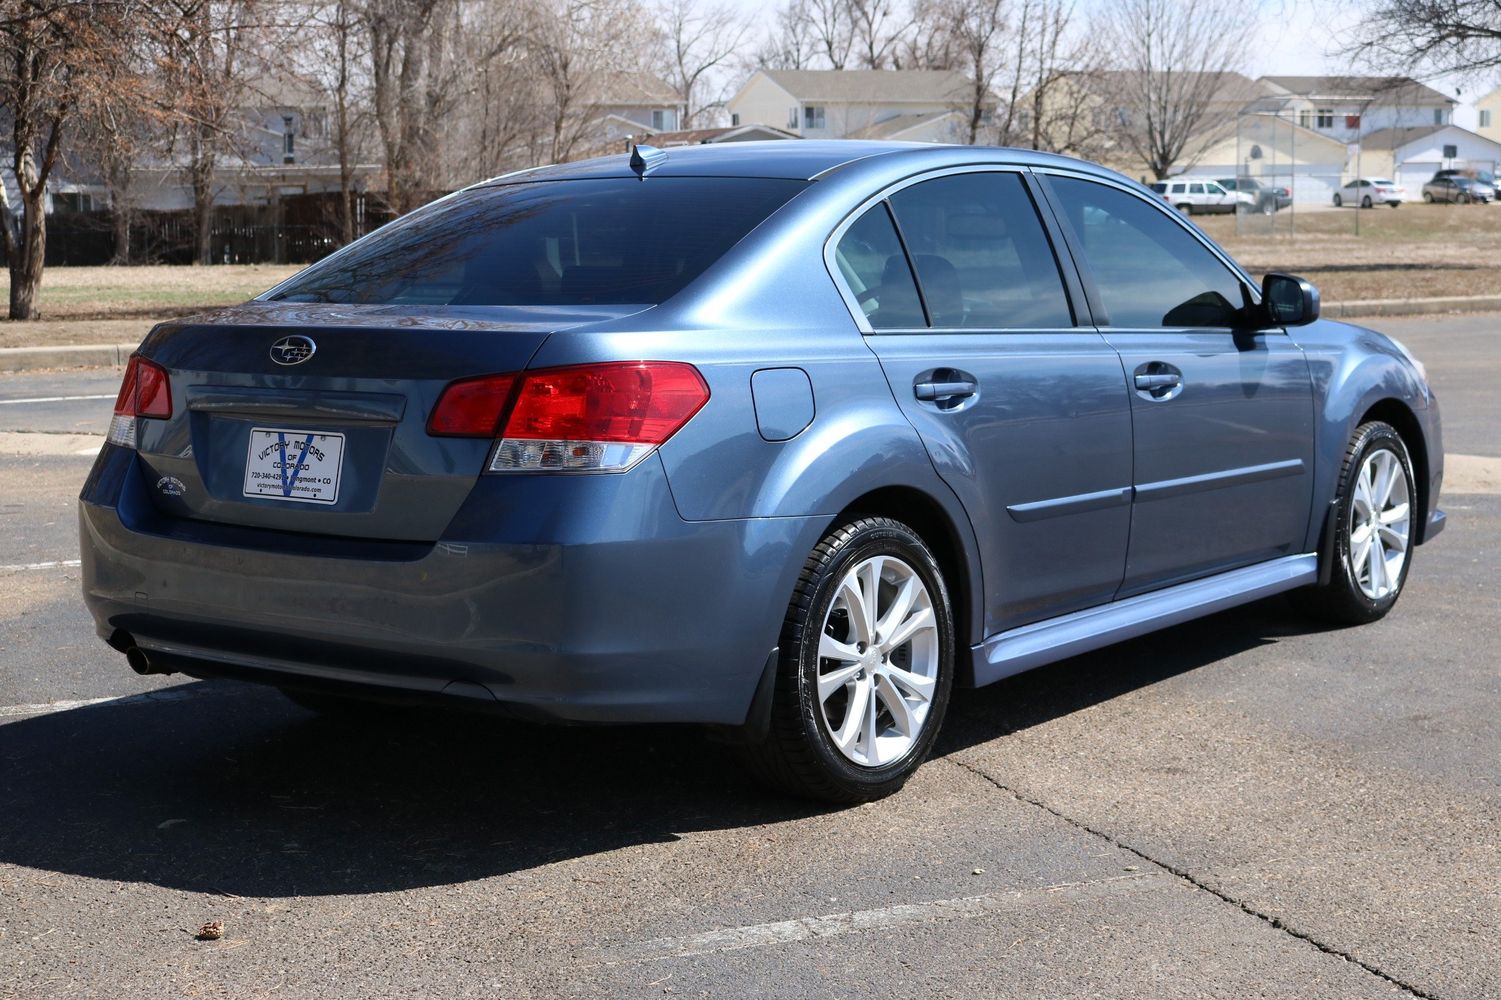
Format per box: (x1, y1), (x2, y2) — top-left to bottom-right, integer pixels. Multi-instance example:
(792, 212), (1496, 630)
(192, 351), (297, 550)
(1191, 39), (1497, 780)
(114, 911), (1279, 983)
(2, 315), (1498, 999)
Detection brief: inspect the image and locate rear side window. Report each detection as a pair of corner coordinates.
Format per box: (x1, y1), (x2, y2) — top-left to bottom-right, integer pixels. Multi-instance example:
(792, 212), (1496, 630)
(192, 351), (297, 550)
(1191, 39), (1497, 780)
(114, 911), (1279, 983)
(1048, 176), (1247, 328)
(886, 172), (1072, 329)
(833, 203), (925, 329)
(269, 178), (806, 307)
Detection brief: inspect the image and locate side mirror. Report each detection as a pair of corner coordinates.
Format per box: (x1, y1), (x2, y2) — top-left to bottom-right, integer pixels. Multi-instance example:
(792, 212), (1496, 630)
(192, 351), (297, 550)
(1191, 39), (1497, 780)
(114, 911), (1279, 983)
(1262, 272), (1320, 326)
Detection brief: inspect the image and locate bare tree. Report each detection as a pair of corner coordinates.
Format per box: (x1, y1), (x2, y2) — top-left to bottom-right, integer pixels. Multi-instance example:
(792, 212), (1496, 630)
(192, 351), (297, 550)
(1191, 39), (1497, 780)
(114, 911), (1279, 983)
(0, 0), (144, 318)
(317, 0), (365, 245)
(1104, 0), (1253, 179)
(910, 0), (1006, 143)
(656, 0), (749, 127)
(1347, 0), (1501, 76)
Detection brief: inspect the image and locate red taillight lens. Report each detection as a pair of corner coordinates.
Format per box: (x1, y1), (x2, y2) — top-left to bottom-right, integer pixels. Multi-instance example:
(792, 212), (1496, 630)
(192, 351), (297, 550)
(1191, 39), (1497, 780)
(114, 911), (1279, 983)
(503, 362), (708, 444)
(427, 361), (710, 472)
(427, 373), (517, 436)
(112, 355), (171, 419)
(108, 355), (171, 448)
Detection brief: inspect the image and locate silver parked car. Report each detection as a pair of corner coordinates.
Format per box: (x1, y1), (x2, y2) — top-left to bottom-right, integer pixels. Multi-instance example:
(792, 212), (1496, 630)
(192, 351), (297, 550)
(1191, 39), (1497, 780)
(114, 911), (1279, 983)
(1334, 178), (1405, 208)
(1422, 175), (1493, 204)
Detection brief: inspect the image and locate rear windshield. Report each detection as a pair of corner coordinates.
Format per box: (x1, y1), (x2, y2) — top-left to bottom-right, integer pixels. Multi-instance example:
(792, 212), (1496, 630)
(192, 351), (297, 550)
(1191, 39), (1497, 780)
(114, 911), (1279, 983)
(267, 177), (806, 307)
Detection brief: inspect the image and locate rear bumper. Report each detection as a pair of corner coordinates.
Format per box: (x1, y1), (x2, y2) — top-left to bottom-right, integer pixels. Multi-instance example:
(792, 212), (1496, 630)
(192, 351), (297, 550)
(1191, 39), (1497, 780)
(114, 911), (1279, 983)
(80, 445), (821, 725)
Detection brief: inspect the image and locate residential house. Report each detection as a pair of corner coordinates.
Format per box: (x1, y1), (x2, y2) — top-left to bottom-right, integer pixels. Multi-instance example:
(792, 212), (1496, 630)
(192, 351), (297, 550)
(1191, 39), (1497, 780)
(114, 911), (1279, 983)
(727, 70), (985, 141)
(1257, 76), (1455, 144)
(585, 72), (688, 146)
(632, 124), (800, 148)
(1469, 84), (1501, 143)
(1356, 125), (1501, 190)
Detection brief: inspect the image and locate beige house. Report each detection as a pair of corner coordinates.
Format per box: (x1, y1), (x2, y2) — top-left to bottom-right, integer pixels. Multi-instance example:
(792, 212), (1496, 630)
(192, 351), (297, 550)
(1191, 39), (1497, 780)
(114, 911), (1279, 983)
(727, 70), (984, 140)
(1472, 85), (1501, 143)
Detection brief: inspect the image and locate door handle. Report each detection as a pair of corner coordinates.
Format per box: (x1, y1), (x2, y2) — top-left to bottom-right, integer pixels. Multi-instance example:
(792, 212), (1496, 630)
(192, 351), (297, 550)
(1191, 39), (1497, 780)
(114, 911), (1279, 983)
(1133, 372), (1181, 391)
(914, 379), (978, 401)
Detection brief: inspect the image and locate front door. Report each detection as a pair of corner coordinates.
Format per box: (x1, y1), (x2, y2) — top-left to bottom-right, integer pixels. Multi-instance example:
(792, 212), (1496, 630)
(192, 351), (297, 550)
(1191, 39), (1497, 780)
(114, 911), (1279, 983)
(831, 169), (1134, 634)
(1041, 173), (1315, 596)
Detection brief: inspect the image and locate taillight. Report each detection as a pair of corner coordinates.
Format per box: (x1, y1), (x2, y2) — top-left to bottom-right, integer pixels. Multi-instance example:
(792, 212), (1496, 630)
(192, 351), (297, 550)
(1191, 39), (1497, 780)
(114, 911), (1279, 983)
(427, 373), (517, 437)
(428, 361), (710, 473)
(106, 355), (172, 447)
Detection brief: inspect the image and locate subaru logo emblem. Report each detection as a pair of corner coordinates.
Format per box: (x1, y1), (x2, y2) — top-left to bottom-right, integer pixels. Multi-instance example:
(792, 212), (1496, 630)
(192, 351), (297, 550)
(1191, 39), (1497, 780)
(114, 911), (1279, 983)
(270, 335), (316, 366)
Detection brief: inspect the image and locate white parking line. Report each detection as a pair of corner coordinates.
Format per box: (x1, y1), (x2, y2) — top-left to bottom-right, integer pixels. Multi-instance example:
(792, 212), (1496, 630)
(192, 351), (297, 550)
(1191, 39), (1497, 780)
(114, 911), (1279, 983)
(0, 559), (82, 573)
(0, 687), (199, 719)
(601, 873), (1156, 964)
(0, 394), (116, 405)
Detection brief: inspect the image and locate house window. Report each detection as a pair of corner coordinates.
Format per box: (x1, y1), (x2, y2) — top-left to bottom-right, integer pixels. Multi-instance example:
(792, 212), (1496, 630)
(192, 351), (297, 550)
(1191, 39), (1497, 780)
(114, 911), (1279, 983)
(1298, 110), (1311, 128)
(282, 115), (295, 163)
(1345, 114), (1361, 129)
(731, 112), (740, 126)
(1316, 109), (1333, 128)
(787, 107), (798, 129)
(1483, 110), (1494, 128)
(1434, 107), (1447, 125)
(803, 105), (825, 129)
(651, 109), (676, 131)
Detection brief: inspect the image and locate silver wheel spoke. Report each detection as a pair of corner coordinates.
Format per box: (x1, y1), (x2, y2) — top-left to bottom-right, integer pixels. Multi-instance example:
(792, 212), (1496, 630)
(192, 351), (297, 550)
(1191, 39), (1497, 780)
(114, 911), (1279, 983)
(1367, 530), (1386, 594)
(833, 677), (870, 753)
(819, 633), (862, 665)
(818, 661), (863, 701)
(1378, 524), (1407, 552)
(876, 575), (919, 642)
(884, 663), (936, 703)
(881, 605), (935, 653)
(838, 576), (875, 646)
(875, 674), (918, 738)
(1379, 501), (1409, 526)
(862, 675), (881, 765)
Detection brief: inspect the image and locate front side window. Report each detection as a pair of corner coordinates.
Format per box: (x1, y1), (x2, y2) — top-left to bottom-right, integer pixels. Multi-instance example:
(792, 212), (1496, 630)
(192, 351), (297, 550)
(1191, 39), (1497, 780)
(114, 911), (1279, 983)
(886, 172), (1072, 329)
(833, 204), (924, 330)
(1048, 176), (1248, 329)
(270, 177), (806, 307)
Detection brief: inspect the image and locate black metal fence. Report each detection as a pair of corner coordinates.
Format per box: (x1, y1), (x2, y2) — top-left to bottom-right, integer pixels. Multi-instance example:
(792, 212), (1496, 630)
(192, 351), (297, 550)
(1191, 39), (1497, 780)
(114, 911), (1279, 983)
(10, 191), (398, 267)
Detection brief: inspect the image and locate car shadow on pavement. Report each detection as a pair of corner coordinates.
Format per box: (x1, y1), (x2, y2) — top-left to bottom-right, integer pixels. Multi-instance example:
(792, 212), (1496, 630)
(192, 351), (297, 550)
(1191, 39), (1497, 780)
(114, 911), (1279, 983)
(0, 596), (1335, 898)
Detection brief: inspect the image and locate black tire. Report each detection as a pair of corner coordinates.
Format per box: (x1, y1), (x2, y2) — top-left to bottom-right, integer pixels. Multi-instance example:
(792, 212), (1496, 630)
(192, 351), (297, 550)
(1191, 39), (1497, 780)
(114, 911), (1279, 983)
(1459, 194), (1471, 205)
(1333, 194), (1342, 207)
(740, 517), (956, 803)
(1295, 422), (1417, 625)
(1424, 192), (1434, 203)
(1176, 203), (1192, 215)
(1362, 195), (1373, 209)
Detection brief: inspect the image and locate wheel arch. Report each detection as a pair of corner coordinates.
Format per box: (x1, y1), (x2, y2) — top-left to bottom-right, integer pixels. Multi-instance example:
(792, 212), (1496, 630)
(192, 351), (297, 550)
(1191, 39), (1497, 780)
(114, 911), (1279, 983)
(834, 484), (984, 672)
(1358, 397), (1431, 543)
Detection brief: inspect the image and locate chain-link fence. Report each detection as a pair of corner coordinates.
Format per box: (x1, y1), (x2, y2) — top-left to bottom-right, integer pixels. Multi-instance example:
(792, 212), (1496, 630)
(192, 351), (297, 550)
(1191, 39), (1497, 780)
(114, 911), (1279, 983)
(1229, 110), (1354, 237)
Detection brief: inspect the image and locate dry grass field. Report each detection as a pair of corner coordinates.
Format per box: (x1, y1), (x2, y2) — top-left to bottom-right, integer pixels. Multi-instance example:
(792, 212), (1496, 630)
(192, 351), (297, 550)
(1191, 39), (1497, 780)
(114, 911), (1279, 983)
(2, 204), (1499, 350)
(0, 264), (299, 349)
(1201, 201), (1501, 302)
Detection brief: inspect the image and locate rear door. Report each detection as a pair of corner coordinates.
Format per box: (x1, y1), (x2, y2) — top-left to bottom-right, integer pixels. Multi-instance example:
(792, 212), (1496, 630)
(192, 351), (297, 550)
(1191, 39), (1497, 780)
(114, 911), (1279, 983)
(834, 168), (1134, 635)
(1039, 172), (1315, 596)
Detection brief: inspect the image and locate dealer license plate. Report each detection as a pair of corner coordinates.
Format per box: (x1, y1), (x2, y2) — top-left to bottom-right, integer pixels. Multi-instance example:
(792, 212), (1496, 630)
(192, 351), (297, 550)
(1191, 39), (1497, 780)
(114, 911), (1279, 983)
(243, 428), (345, 504)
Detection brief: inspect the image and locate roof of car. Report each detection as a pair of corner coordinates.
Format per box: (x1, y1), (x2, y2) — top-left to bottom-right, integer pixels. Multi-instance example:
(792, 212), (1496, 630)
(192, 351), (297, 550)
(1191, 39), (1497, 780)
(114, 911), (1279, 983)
(476, 141), (1121, 185)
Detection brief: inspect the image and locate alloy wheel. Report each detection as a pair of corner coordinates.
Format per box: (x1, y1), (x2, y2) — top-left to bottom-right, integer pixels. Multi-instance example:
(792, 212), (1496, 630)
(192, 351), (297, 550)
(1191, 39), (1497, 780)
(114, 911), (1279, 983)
(1349, 446), (1411, 600)
(815, 555), (940, 767)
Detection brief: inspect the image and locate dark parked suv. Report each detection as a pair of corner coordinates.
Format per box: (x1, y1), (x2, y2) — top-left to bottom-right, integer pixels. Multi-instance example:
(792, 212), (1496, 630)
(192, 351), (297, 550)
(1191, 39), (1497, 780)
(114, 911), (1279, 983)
(1215, 176), (1291, 214)
(83, 142), (1445, 802)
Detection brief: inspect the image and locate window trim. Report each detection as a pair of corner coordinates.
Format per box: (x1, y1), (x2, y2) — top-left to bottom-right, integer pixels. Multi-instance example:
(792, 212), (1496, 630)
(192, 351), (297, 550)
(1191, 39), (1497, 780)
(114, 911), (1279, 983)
(822, 164), (1084, 335)
(1030, 167), (1262, 332)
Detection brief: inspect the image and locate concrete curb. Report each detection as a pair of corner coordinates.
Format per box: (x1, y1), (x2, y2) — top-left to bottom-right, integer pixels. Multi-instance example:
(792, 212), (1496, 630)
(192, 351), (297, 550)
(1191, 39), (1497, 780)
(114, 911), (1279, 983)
(0, 343), (135, 372)
(2, 293), (1500, 373)
(1321, 295), (1501, 319)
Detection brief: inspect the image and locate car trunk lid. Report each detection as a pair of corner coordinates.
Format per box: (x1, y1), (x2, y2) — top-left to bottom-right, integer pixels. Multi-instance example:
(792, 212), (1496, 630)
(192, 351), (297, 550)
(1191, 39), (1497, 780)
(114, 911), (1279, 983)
(130, 301), (648, 541)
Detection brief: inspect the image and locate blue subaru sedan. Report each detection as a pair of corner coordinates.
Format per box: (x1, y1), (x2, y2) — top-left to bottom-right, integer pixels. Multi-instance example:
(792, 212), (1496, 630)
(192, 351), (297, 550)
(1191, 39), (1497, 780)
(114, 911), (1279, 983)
(81, 142), (1444, 801)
